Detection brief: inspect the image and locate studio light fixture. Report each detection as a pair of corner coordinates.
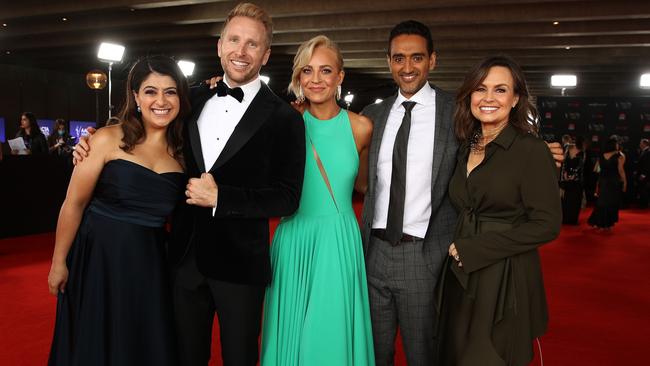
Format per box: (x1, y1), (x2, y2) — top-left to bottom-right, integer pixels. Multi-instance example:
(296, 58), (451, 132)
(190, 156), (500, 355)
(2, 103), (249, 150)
(177, 60), (195, 77)
(551, 74), (577, 96)
(97, 42), (124, 63)
(640, 73), (650, 88)
(97, 42), (125, 118)
(551, 74), (577, 88)
(344, 92), (354, 109)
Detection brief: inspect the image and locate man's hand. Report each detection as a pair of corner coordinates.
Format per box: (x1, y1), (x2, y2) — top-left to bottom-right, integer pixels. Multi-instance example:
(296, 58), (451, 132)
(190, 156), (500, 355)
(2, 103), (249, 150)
(546, 141), (564, 168)
(290, 99), (309, 115)
(71, 127), (97, 165)
(186, 173), (219, 207)
(206, 75), (223, 89)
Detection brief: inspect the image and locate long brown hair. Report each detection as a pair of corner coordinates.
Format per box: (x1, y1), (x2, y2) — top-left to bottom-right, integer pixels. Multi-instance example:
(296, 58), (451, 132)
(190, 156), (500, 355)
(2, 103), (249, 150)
(454, 55), (539, 142)
(117, 55), (190, 164)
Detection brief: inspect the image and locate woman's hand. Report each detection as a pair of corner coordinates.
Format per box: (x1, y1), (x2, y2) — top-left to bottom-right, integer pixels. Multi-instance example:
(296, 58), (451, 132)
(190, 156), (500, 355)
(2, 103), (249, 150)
(48, 262), (69, 296)
(448, 242), (462, 267)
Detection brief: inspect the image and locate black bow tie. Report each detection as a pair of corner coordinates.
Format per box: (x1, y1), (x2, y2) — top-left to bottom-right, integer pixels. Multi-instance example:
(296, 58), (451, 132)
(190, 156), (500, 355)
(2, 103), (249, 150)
(215, 81), (244, 103)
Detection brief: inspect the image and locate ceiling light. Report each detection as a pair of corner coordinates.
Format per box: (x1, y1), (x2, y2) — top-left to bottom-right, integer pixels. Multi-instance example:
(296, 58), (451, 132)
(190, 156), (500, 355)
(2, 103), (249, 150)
(177, 60), (195, 77)
(62, 17), (68, 21)
(551, 74), (577, 88)
(553, 21), (559, 25)
(375, 98), (383, 104)
(259, 75), (270, 84)
(2, 23), (7, 27)
(565, 46), (571, 50)
(97, 42), (125, 63)
(641, 74), (650, 88)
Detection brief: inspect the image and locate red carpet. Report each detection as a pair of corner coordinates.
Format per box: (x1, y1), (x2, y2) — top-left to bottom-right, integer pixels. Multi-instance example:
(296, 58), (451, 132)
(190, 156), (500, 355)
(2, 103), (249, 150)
(1, 209), (648, 365)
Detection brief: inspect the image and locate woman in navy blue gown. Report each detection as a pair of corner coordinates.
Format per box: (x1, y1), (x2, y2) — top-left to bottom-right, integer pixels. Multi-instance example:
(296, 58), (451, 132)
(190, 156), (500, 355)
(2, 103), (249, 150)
(47, 56), (189, 366)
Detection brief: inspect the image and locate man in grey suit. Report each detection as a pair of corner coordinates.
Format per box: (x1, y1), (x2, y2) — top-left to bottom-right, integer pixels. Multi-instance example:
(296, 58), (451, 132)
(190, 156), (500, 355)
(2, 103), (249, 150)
(360, 20), (457, 366)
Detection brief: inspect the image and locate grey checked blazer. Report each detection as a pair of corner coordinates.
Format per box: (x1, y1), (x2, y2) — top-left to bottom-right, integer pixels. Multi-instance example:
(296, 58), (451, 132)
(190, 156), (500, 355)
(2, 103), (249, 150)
(360, 84), (459, 272)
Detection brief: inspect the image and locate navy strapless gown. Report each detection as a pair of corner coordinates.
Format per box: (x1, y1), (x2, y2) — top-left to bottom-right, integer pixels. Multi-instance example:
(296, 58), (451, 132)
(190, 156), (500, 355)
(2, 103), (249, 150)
(49, 159), (184, 366)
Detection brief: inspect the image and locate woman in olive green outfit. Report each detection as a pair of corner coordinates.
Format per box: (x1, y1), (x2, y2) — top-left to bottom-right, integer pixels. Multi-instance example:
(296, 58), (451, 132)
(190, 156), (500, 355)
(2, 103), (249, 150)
(437, 55), (561, 366)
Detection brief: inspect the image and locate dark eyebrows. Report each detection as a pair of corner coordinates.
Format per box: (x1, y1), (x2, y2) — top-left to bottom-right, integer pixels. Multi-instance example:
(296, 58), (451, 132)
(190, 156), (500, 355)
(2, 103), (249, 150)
(391, 52), (426, 59)
(142, 85), (177, 91)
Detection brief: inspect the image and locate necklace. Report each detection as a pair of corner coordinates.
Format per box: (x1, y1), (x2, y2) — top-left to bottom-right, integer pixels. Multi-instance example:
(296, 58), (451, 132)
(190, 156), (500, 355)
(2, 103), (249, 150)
(469, 122), (508, 154)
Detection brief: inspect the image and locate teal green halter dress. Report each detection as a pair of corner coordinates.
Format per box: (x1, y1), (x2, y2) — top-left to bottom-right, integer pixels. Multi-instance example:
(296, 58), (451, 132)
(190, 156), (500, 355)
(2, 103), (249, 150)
(261, 109), (375, 365)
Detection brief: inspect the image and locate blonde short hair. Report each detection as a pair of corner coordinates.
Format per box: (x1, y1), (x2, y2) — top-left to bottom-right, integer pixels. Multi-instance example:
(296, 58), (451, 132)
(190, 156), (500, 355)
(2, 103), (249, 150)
(288, 35), (344, 97)
(221, 3), (273, 48)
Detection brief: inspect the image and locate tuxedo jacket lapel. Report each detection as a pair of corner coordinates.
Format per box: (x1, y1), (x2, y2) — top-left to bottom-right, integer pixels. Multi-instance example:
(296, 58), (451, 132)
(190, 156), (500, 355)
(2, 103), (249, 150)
(209, 83), (275, 172)
(187, 85), (218, 173)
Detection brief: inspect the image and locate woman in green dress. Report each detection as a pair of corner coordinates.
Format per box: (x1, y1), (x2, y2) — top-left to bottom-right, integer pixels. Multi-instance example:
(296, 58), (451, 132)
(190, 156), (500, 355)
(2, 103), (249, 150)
(260, 35), (375, 365)
(437, 55), (561, 366)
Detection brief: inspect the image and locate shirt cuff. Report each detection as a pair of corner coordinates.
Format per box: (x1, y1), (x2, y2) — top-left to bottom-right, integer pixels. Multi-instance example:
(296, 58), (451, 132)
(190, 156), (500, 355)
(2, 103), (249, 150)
(211, 193), (219, 216)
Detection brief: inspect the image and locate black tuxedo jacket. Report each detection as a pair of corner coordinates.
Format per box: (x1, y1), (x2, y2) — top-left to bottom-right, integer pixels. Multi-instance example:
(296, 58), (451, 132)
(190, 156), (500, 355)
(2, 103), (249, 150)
(169, 82), (305, 286)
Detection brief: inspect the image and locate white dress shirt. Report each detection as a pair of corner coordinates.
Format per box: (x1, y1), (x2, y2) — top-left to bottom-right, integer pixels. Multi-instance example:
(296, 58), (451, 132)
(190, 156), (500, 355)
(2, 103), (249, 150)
(197, 75), (261, 171)
(197, 75), (261, 212)
(373, 83), (436, 238)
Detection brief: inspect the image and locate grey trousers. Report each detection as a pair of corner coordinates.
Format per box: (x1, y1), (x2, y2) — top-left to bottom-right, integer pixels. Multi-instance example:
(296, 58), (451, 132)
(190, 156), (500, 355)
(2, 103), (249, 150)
(366, 235), (439, 366)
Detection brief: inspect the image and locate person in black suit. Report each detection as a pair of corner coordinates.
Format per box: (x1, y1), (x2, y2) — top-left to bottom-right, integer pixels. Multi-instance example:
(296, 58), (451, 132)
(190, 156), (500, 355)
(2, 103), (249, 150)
(73, 4), (305, 365)
(171, 4), (305, 366)
(635, 138), (650, 208)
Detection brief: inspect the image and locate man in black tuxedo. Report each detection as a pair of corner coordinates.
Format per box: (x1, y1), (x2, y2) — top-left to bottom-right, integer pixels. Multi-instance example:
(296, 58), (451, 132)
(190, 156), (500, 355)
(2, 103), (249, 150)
(169, 3), (305, 365)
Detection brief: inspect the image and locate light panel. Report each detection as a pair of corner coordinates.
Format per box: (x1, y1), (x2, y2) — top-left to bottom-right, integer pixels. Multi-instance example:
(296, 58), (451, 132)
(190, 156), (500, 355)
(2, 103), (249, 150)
(177, 60), (195, 77)
(551, 74), (577, 87)
(97, 42), (125, 63)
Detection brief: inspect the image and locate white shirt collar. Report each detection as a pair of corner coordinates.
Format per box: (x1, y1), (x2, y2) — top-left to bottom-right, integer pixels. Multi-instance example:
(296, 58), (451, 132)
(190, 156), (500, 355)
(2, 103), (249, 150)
(394, 82), (436, 110)
(223, 74), (262, 103)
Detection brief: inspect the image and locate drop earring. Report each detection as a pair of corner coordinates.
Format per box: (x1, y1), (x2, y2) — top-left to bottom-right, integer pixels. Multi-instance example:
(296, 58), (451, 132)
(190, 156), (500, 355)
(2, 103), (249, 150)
(137, 105), (141, 113)
(336, 85), (342, 100)
(297, 86), (305, 103)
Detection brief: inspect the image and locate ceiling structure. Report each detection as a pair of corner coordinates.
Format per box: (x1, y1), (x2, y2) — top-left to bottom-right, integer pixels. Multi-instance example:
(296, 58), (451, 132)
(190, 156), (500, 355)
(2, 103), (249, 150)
(2, 0), (650, 105)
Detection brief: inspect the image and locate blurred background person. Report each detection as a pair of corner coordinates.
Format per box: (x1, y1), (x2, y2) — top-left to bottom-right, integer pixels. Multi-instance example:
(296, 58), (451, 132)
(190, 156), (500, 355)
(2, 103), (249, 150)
(588, 138), (627, 230)
(437, 55), (561, 366)
(560, 135), (585, 224)
(12, 112), (48, 155)
(48, 119), (74, 157)
(561, 133), (572, 152)
(582, 137), (599, 205)
(634, 138), (649, 208)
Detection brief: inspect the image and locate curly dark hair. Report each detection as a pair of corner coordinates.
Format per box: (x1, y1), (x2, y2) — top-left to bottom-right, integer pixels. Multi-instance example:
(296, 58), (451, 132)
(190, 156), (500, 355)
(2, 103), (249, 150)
(454, 55), (539, 142)
(117, 55), (190, 165)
